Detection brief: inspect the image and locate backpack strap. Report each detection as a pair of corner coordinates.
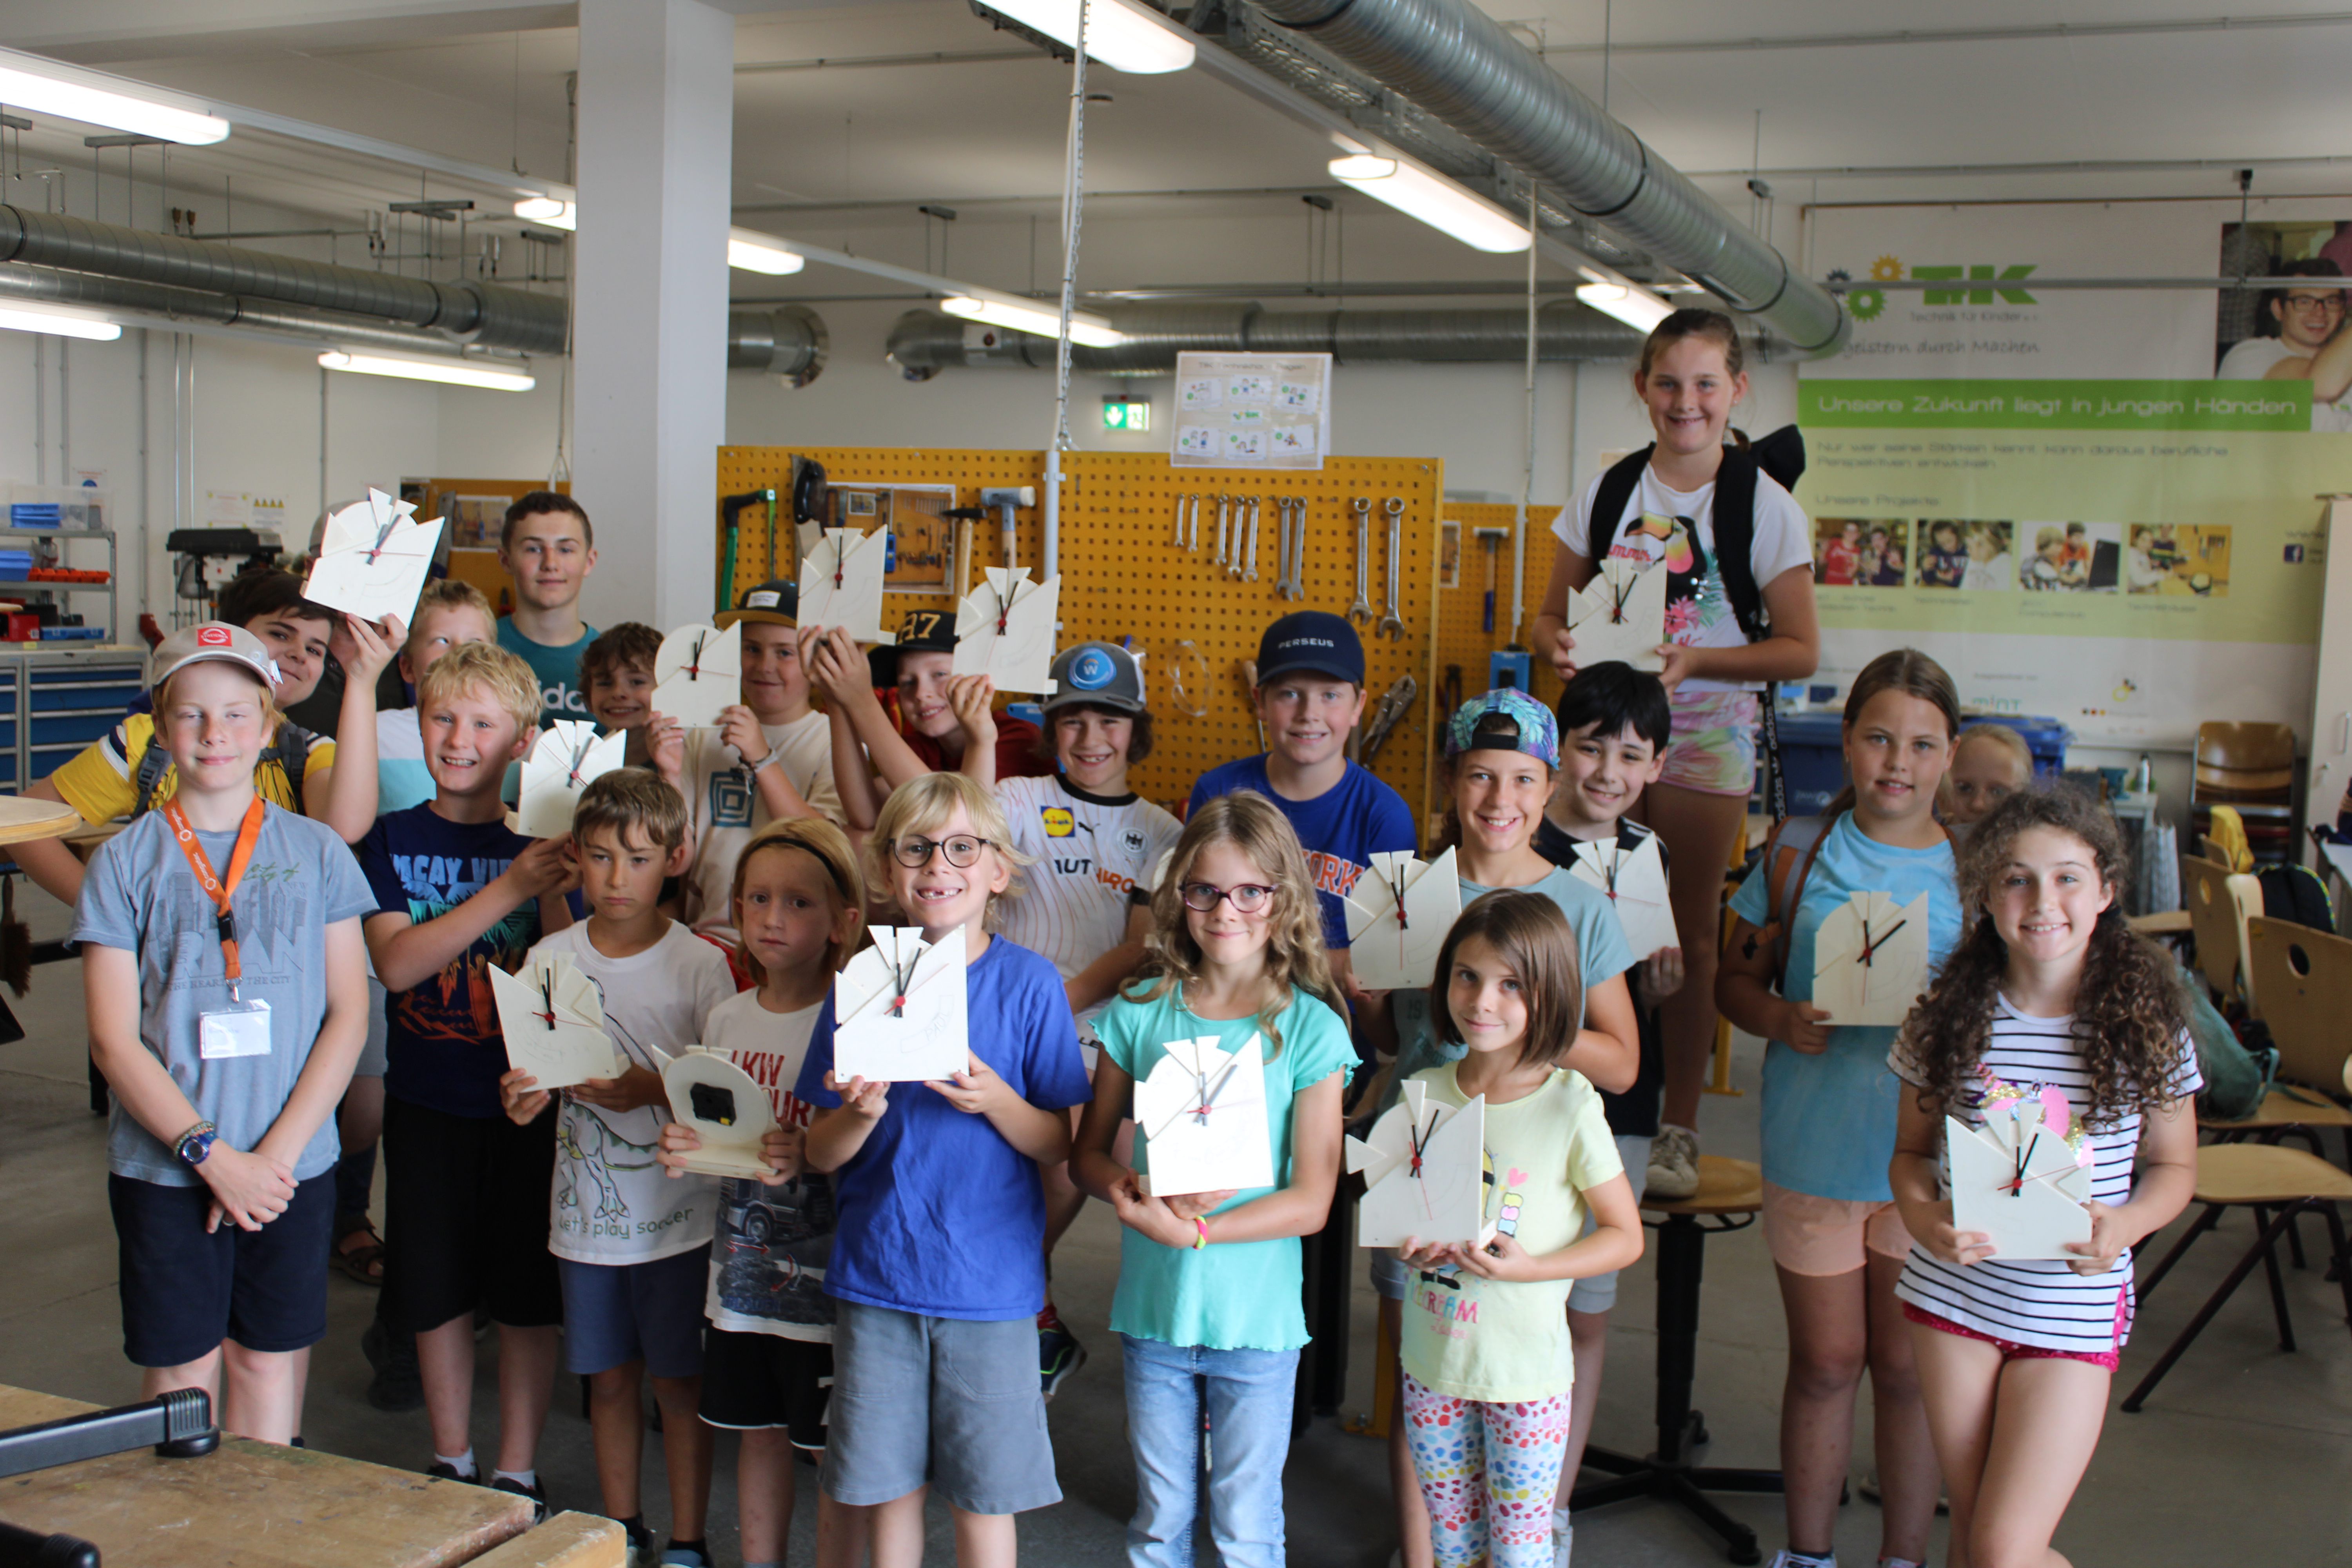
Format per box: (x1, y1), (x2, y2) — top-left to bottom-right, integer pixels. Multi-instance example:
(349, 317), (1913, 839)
(1711, 445), (1768, 645)
(130, 725), (170, 818)
(1584, 445), (1655, 564)
(256, 717), (320, 817)
(1757, 812), (1833, 991)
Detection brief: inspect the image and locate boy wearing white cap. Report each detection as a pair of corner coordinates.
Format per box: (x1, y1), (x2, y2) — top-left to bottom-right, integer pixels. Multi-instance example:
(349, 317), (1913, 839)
(76, 624), (378, 1444)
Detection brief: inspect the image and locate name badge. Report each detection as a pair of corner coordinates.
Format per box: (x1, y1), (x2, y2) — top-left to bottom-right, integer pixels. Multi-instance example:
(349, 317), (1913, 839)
(198, 998), (273, 1060)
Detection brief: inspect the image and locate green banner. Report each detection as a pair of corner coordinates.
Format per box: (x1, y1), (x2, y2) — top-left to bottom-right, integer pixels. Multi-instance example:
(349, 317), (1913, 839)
(1802, 379), (2311, 431)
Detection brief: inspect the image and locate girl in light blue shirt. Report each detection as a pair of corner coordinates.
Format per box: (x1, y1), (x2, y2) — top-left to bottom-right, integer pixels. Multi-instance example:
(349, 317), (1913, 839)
(1718, 649), (1965, 1568)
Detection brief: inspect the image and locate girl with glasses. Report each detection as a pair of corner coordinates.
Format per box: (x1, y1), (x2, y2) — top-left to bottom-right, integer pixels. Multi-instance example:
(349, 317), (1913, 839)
(1071, 792), (1354, 1568)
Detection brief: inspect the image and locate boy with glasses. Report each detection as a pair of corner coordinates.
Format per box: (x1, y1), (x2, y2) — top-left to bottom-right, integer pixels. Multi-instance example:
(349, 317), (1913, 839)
(2217, 257), (2352, 431)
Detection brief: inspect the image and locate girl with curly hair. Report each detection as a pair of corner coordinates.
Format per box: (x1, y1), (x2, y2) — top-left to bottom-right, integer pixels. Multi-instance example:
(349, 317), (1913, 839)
(1887, 787), (2200, 1568)
(1071, 791), (1355, 1568)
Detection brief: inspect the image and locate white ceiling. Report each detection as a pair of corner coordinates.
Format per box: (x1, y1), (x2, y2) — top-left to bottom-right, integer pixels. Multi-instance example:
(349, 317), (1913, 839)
(4, 0), (2350, 293)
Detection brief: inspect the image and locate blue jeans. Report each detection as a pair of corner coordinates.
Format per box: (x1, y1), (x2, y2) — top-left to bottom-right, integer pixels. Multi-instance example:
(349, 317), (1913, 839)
(1119, 1334), (1299, 1568)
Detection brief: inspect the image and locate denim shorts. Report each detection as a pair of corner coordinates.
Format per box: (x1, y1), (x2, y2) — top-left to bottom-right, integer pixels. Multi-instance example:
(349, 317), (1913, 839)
(824, 1299), (1060, 1515)
(558, 1245), (711, 1377)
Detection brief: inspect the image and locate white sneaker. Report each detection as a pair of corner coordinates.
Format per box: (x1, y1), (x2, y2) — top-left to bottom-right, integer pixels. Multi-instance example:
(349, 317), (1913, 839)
(1646, 1123), (1700, 1200)
(1766, 1554), (1836, 1568)
(1551, 1508), (1573, 1568)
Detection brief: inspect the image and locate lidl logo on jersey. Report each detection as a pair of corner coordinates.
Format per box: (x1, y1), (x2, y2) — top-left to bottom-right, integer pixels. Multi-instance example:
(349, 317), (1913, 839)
(1041, 807), (1076, 838)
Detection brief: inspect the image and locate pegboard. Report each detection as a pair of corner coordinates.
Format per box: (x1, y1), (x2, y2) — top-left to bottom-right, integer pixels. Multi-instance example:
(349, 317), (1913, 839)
(715, 447), (1447, 826)
(1434, 502), (1566, 742)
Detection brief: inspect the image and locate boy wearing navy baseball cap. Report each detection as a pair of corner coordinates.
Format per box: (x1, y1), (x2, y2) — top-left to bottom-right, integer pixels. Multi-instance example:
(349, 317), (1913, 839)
(1187, 611), (1417, 991)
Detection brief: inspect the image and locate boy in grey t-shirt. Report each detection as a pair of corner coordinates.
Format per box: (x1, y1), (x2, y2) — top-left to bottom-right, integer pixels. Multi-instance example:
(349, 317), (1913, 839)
(76, 622), (377, 1445)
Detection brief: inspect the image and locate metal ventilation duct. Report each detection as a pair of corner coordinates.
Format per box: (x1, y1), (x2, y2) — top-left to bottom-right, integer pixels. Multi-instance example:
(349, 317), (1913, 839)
(0, 205), (567, 355)
(885, 301), (1710, 376)
(0, 261), (518, 356)
(726, 307), (831, 386)
(1239, 0), (1848, 355)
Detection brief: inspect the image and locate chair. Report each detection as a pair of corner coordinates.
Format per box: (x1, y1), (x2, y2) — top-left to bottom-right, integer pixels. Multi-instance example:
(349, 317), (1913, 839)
(2180, 854), (2263, 1011)
(2118, 1142), (2352, 1412)
(2217, 917), (2352, 1166)
(1573, 1156), (1780, 1564)
(2191, 722), (2298, 866)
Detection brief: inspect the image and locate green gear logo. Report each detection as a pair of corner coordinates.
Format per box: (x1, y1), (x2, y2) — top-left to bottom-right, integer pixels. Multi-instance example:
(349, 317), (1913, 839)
(1848, 287), (1887, 321)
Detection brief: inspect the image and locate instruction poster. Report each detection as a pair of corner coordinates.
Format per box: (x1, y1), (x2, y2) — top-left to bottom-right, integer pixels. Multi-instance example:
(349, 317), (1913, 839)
(1172, 352), (1332, 471)
(1800, 201), (2352, 746)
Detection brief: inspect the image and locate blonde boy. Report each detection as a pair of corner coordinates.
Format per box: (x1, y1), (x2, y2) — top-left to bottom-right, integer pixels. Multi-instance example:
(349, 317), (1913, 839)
(78, 623), (377, 1443)
(358, 642), (577, 1504)
(377, 579), (499, 815)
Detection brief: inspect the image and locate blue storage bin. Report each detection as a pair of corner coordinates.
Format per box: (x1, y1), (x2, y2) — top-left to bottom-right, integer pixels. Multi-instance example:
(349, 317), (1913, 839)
(1765, 710), (2070, 817)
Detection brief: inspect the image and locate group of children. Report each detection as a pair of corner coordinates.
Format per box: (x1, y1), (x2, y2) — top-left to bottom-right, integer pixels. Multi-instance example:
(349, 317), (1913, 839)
(61, 307), (2206, 1568)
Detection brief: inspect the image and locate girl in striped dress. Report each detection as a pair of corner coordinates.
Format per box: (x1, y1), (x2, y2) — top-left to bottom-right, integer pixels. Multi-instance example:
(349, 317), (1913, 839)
(1888, 787), (2200, 1568)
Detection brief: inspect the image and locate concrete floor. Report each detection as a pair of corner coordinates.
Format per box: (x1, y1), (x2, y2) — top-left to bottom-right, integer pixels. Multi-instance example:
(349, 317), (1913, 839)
(3, 895), (2348, 1564)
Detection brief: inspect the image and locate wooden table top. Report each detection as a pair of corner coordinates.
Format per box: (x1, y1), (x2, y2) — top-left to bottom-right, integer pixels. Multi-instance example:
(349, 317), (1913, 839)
(0, 795), (81, 846)
(0, 1387), (534, 1568)
(1642, 1154), (1765, 1218)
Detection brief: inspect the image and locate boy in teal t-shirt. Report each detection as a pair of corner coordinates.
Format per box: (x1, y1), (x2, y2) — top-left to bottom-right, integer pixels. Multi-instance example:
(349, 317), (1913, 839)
(495, 490), (599, 728)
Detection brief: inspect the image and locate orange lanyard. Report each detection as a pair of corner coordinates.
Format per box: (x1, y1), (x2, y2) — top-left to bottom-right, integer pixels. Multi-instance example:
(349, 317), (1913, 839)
(162, 797), (266, 991)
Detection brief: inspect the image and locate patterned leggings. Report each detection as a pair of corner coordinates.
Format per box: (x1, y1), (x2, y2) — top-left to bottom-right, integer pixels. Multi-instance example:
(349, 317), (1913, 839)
(1401, 1372), (1572, 1568)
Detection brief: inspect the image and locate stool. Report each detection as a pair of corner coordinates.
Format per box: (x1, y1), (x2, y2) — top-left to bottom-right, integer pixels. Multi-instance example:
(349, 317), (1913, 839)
(1573, 1155), (1781, 1566)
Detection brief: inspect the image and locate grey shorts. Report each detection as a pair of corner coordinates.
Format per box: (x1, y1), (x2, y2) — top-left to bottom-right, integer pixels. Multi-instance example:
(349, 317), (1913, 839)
(1566, 1133), (1653, 1314)
(824, 1299), (1061, 1516)
(1368, 1132), (1653, 1310)
(354, 975), (388, 1079)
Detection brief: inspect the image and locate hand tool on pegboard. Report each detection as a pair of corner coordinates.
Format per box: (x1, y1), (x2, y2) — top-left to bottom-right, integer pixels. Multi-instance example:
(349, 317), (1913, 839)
(1215, 494), (1231, 569)
(1473, 526), (1510, 633)
(1360, 674), (1418, 764)
(980, 486), (1034, 575)
(1245, 496), (1261, 584)
(944, 506), (985, 600)
(1378, 496), (1407, 642)
(788, 455), (827, 569)
(718, 488), (773, 610)
(1348, 497), (1374, 626)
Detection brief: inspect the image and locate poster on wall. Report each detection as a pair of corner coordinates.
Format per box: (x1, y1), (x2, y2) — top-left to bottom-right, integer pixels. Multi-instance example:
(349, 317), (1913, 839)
(1799, 201), (2352, 748)
(1172, 352), (1332, 471)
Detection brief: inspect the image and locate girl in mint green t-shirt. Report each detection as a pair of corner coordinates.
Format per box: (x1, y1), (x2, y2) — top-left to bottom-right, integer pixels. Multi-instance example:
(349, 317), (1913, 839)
(1397, 890), (1644, 1568)
(1073, 793), (1352, 1568)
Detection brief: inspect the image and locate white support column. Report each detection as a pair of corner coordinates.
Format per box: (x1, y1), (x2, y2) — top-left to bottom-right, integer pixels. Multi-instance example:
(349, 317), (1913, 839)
(571, 0), (735, 630)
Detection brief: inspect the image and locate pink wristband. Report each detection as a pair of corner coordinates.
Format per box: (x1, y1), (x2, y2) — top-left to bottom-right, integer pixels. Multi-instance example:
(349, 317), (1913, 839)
(1192, 1216), (1210, 1250)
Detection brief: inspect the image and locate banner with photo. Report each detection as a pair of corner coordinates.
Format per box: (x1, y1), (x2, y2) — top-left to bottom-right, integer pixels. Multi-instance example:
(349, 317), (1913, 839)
(1800, 202), (2352, 747)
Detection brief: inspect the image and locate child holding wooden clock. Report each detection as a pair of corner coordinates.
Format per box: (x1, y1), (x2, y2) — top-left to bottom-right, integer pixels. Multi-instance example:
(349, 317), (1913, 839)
(1395, 890), (1644, 1568)
(1071, 792), (1354, 1568)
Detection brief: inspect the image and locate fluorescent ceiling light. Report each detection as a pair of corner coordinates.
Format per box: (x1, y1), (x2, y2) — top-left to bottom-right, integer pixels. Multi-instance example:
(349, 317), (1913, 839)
(0, 57), (229, 145)
(513, 196), (577, 229)
(941, 293), (1124, 348)
(987, 0), (1196, 74)
(0, 303), (121, 342)
(318, 350), (535, 392)
(727, 228), (805, 275)
(1576, 281), (1676, 332)
(1328, 155), (1530, 254)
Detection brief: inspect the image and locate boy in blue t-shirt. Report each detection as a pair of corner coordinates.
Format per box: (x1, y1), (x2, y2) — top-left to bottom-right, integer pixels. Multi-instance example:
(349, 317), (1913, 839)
(797, 772), (1091, 1557)
(357, 641), (579, 1509)
(1186, 611), (1417, 996)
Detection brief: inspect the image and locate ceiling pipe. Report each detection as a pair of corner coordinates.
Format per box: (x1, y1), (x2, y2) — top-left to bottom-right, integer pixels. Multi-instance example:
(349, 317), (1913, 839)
(726, 306), (831, 386)
(882, 300), (1742, 376)
(0, 205), (566, 355)
(1239, 0), (1849, 356)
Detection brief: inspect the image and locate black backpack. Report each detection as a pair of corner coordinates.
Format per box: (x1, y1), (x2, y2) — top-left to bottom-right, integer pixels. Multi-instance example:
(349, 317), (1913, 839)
(132, 716), (320, 817)
(1587, 425), (1808, 816)
(2256, 862), (2336, 934)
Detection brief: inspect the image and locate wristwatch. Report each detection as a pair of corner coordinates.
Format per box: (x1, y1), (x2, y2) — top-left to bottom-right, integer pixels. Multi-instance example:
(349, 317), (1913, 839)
(174, 1120), (219, 1169)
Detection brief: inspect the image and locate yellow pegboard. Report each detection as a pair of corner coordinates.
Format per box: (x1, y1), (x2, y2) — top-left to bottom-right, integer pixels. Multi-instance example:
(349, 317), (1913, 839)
(715, 447), (1447, 826)
(1433, 501), (1565, 730)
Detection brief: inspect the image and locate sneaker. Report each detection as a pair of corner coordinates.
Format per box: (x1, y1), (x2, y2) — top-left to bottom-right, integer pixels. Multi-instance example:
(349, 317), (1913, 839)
(1646, 1123), (1700, 1201)
(490, 1476), (548, 1524)
(620, 1520), (657, 1568)
(1552, 1508), (1573, 1567)
(657, 1550), (711, 1568)
(363, 1317), (424, 1413)
(1766, 1553), (1836, 1568)
(1039, 1322), (1088, 1399)
(424, 1461), (477, 1483)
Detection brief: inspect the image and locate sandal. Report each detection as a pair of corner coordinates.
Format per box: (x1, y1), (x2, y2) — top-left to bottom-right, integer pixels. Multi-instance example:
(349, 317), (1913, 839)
(333, 1216), (387, 1286)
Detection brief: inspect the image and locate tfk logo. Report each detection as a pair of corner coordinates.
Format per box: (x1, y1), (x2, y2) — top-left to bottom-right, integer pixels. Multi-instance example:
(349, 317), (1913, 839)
(1838, 254), (2038, 321)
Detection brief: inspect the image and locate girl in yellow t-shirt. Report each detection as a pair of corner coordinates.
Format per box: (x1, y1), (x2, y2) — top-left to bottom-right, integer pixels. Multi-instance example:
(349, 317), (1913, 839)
(1397, 891), (1644, 1568)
